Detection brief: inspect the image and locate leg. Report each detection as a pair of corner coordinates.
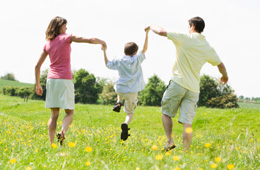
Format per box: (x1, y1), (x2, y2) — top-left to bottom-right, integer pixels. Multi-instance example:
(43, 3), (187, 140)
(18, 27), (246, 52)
(162, 113), (174, 147)
(183, 124), (192, 152)
(60, 109), (74, 136)
(48, 108), (60, 144)
(117, 95), (122, 103)
(124, 113), (133, 124)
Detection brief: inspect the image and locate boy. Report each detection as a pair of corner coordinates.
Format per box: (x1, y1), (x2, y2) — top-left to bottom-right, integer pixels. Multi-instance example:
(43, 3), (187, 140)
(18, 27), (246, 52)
(101, 28), (150, 141)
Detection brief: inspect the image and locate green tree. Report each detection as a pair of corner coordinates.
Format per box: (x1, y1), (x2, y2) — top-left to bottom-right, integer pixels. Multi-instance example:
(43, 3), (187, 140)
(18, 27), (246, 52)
(139, 75), (166, 106)
(74, 69), (100, 104)
(99, 82), (117, 105)
(1, 73), (16, 81)
(199, 75), (239, 108)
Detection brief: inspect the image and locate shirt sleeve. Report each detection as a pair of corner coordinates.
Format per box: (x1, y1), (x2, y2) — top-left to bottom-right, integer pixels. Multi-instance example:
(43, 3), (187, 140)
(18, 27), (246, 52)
(65, 34), (72, 44)
(136, 51), (146, 64)
(167, 31), (186, 45)
(207, 48), (222, 66)
(106, 59), (118, 70)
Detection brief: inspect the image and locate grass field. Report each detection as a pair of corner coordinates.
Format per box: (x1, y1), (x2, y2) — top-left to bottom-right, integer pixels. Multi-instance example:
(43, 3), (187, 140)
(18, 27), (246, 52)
(0, 79), (33, 90)
(0, 94), (260, 170)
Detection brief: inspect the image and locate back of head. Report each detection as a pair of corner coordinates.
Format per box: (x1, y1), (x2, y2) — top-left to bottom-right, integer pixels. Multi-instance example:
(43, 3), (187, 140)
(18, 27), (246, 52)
(46, 16), (67, 40)
(124, 42), (138, 56)
(188, 17), (205, 33)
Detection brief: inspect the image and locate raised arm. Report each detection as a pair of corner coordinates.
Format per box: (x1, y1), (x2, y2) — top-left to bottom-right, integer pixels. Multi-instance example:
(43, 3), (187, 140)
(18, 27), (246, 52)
(71, 35), (106, 46)
(142, 28), (150, 54)
(217, 62), (228, 84)
(101, 45), (108, 65)
(35, 50), (48, 96)
(146, 25), (167, 37)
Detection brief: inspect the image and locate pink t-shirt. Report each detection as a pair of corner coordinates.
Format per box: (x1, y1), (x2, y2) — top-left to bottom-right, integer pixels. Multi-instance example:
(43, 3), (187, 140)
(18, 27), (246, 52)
(43, 34), (72, 80)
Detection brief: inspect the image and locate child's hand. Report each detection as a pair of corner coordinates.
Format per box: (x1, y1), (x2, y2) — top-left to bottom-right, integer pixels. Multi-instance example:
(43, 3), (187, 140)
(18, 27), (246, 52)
(101, 44), (107, 51)
(145, 26), (150, 32)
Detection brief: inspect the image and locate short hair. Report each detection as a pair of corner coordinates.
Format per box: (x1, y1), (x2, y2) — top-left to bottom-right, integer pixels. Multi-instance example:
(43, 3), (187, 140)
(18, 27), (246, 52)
(188, 17), (205, 33)
(45, 16), (67, 40)
(124, 42), (138, 56)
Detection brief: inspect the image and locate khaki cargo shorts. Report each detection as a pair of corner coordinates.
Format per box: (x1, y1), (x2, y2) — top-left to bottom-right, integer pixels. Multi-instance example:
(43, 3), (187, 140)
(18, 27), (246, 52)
(161, 81), (199, 124)
(117, 92), (138, 114)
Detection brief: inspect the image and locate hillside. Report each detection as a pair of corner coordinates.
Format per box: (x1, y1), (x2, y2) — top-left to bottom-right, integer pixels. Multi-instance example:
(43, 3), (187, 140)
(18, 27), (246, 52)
(0, 79), (33, 90)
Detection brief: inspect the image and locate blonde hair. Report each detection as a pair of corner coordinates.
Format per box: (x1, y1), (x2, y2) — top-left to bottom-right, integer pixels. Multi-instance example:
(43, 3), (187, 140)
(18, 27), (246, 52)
(45, 16), (67, 40)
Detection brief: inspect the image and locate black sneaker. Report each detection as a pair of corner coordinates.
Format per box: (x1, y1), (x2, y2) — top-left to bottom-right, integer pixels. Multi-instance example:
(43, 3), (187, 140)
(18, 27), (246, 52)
(113, 102), (122, 112)
(121, 123), (130, 141)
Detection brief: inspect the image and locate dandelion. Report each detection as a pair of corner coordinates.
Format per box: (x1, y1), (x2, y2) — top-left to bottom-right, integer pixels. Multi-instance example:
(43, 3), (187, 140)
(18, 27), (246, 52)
(10, 158), (16, 164)
(250, 139), (253, 142)
(173, 156), (180, 161)
(227, 164), (235, 169)
(205, 143), (211, 148)
(165, 152), (171, 156)
(155, 154), (163, 160)
(173, 167), (181, 170)
(26, 167), (32, 170)
(215, 156), (221, 162)
(258, 138), (260, 141)
(185, 127), (193, 134)
(85, 146), (93, 152)
(210, 163), (217, 169)
(198, 168), (203, 170)
(136, 168), (140, 170)
(68, 142), (76, 148)
(51, 143), (57, 149)
(151, 145), (159, 150)
(35, 148), (38, 153)
(85, 161), (91, 166)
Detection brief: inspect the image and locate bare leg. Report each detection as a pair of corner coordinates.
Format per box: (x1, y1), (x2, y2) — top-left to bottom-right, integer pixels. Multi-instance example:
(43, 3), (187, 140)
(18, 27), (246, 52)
(162, 113), (174, 147)
(60, 109), (74, 137)
(124, 113), (133, 125)
(117, 95), (122, 103)
(183, 124), (192, 152)
(48, 108), (60, 144)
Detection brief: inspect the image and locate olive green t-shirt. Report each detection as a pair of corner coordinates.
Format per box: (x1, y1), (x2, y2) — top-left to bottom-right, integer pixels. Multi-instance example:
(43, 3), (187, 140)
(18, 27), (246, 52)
(167, 32), (221, 93)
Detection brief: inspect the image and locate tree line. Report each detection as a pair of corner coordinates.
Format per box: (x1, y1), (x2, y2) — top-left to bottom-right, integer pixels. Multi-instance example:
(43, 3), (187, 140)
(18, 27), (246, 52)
(1, 70), (239, 108)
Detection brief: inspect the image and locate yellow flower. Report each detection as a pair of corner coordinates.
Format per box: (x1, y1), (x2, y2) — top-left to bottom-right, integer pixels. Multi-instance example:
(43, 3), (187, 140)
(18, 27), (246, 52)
(68, 142), (76, 148)
(10, 158), (16, 164)
(205, 143), (211, 148)
(258, 138), (260, 141)
(215, 156), (221, 162)
(0, 141), (2, 144)
(198, 168), (203, 170)
(35, 148), (38, 152)
(227, 164), (235, 169)
(155, 154), (163, 160)
(85, 161), (91, 166)
(51, 143), (57, 149)
(85, 146), (93, 152)
(165, 152), (171, 156)
(210, 163), (217, 169)
(185, 127), (193, 134)
(151, 145), (159, 150)
(136, 168), (140, 170)
(173, 156), (180, 161)
(250, 139), (253, 142)
(26, 167), (32, 170)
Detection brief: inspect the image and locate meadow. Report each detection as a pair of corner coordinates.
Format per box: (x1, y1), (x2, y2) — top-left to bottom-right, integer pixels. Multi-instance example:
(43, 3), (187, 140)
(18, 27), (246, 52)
(0, 94), (260, 170)
(0, 79), (33, 89)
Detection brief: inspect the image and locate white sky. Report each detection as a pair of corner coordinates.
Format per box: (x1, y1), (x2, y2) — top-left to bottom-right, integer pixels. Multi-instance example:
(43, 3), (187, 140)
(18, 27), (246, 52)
(0, 0), (259, 97)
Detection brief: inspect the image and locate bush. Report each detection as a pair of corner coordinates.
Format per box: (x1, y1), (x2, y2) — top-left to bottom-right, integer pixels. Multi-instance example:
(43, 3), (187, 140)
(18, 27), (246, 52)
(139, 75), (166, 106)
(199, 75), (239, 109)
(99, 82), (117, 105)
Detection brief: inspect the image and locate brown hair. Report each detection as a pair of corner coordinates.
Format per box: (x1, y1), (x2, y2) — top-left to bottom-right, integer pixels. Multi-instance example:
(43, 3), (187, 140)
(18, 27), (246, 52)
(45, 16), (67, 40)
(188, 17), (205, 33)
(124, 42), (138, 56)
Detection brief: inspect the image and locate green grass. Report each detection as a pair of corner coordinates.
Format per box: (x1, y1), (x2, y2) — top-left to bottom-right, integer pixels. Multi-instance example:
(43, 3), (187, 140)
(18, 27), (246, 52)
(0, 94), (260, 169)
(0, 79), (33, 90)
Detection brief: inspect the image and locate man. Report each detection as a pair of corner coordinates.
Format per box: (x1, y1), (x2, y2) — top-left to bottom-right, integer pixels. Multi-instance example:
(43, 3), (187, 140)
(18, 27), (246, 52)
(147, 16), (228, 151)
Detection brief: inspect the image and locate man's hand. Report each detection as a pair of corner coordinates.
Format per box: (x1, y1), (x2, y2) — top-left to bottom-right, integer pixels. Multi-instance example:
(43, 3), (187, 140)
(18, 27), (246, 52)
(220, 75), (228, 85)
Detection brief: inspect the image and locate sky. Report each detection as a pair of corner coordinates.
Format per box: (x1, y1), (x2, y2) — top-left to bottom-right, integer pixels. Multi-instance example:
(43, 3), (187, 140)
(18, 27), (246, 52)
(0, 0), (259, 98)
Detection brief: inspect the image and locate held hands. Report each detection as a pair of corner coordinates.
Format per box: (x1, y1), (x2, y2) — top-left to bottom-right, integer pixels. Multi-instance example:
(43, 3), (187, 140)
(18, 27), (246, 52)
(101, 41), (107, 51)
(145, 26), (150, 32)
(36, 85), (43, 96)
